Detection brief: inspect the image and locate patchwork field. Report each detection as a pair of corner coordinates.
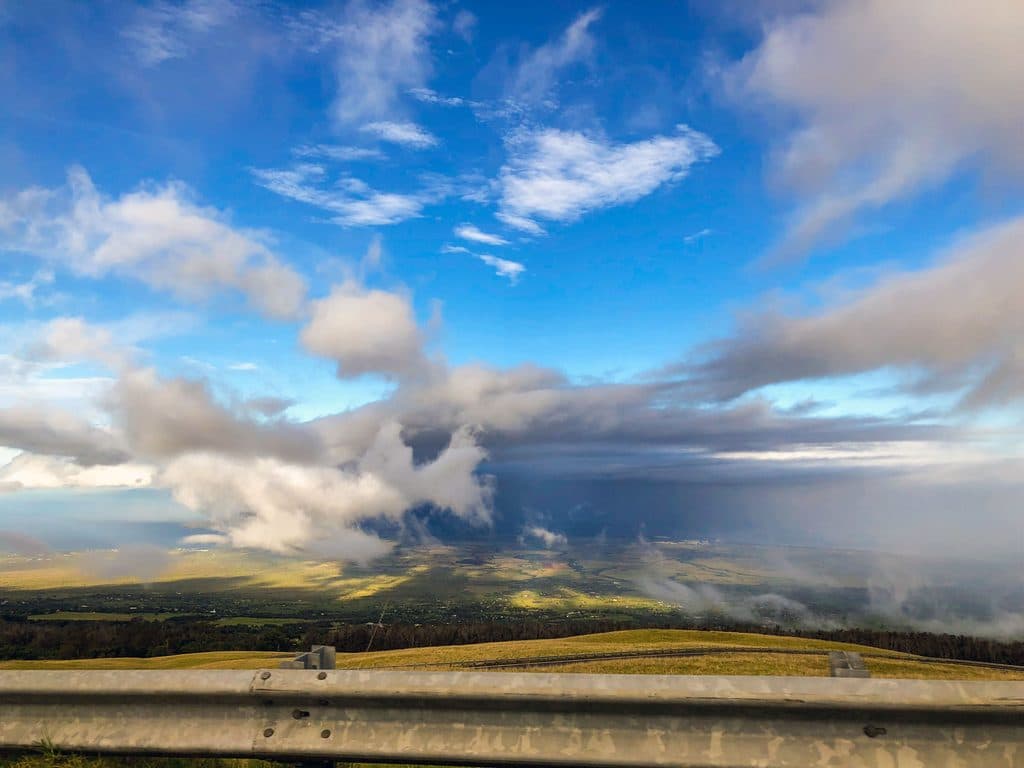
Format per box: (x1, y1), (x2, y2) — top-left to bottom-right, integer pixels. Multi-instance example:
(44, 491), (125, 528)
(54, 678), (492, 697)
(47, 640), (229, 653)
(1, 540), (892, 626)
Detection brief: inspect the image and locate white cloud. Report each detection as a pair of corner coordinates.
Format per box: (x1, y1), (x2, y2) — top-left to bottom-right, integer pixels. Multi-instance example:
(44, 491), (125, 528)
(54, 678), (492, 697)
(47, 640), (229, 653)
(454, 223), (509, 246)
(507, 7), (602, 105)
(27, 316), (130, 370)
(0, 167), (307, 319)
(522, 524), (567, 549)
(301, 282), (427, 380)
(361, 121), (439, 148)
(326, 0), (438, 126)
(684, 228), (713, 245)
(227, 362), (258, 372)
(292, 144), (385, 162)
(495, 211), (546, 236)
(477, 254), (525, 284)
(727, 0), (1024, 258)
(123, 0), (239, 66)
(161, 422), (490, 555)
(0, 269), (54, 306)
(0, 405), (128, 466)
(408, 87), (463, 106)
(0, 453), (154, 491)
(452, 9), (476, 43)
(111, 366), (322, 463)
(499, 126), (718, 225)
(251, 164), (430, 227)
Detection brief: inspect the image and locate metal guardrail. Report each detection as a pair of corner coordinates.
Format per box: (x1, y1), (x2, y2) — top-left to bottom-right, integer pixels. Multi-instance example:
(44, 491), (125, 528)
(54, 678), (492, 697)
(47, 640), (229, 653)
(2, 668), (1023, 767)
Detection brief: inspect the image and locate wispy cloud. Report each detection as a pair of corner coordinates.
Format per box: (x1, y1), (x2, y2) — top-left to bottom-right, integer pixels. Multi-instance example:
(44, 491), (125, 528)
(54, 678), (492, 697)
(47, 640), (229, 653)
(0, 269), (55, 306)
(442, 244), (524, 284)
(251, 164), (444, 227)
(498, 126), (718, 227)
(123, 0), (239, 66)
(361, 121), (439, 148)
(496, 212), (546, 236)
(455, 223), (509, 246)
(409, 87), (464, 107)
(506, 7), (603, 105)
(293, 144), (385, 162)
(477, 254), (525, 284)
(452, 9), (477, 43)
(684, 228), (713, 245)
(315, 0), (439, 126)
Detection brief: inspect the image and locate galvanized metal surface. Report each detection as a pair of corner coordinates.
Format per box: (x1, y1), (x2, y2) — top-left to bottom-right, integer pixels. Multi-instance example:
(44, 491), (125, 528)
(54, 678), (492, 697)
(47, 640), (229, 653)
(2, 669), (1023, 766)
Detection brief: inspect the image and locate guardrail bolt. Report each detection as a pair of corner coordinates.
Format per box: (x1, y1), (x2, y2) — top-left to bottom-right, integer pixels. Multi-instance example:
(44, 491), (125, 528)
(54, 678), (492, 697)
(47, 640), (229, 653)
(263, 728), (274, 738)
(321, 730), (331, 739)
(863, 725), (887, 738)
(260, 671), (271, 680)
(318, 671), (327, 680)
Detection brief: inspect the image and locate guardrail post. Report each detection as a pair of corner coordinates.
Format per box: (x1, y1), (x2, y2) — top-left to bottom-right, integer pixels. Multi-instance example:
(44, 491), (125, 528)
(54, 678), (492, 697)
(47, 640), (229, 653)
(829, 650), (870, 677)
(280, 646), (336, 768)
(279, 645), (336, 671)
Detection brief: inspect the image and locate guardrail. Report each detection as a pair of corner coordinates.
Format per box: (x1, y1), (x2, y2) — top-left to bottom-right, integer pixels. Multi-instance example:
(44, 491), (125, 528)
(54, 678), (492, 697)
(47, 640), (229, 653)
(2, 669), (1023, 767)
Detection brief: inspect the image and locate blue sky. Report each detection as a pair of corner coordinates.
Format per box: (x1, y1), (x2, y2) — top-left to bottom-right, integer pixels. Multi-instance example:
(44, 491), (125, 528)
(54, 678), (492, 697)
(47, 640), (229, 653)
(1, 0), (1023, 560)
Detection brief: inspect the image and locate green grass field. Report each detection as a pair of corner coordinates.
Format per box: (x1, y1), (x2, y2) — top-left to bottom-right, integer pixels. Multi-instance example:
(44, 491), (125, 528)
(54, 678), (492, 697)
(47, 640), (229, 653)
(3, 629), (1021, 679)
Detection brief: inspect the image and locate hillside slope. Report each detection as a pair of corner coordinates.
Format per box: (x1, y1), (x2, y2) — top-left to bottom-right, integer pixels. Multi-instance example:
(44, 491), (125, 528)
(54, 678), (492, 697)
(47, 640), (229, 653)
(3, 629), (1023, 679)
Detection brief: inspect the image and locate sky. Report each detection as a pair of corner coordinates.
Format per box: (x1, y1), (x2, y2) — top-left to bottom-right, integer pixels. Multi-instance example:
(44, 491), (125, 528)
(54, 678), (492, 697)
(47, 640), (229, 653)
(1, 0), (1023, 562)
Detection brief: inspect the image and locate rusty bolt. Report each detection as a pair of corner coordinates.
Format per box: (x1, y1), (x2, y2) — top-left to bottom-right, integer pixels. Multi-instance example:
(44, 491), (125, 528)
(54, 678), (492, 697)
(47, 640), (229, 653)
(321, 730), (331, 739)
(318, 671), (327, 680)
(263, 728), (274, 738)
(260, 671), (271, 680)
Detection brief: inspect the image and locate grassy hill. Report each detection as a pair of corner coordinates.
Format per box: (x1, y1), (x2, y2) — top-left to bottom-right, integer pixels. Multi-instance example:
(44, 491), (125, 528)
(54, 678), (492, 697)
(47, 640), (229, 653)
(3, 629), (1022, 680)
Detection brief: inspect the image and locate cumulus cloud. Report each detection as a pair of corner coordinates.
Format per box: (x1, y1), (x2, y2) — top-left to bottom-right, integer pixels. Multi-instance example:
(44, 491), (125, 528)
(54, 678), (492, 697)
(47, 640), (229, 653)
(0, 406), (128, 466)
(455, 223), (509, 246)
(727, 0), (1024, 258)
(110, 367), (322, 463)
(499, 126), (718, 226)
(361, 121), (439, 148)
(0, 167), (306, 318)
(0, 313), (494, 559)
(301, 282), (428, 380)
(685, 215), (1024, 408)
(0, 453), (154, 491)
(325, 0), (438, 126)
(161, 423), (490, 555)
